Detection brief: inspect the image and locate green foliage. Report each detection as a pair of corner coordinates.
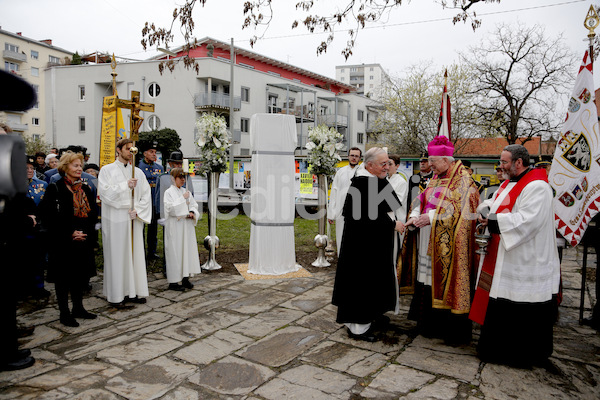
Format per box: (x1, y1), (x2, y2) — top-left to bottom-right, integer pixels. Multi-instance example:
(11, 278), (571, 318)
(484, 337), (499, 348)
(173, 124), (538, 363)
(23, 135), (49, 155)
(138, 128), (182, 159)
(71, 52), (82, 65)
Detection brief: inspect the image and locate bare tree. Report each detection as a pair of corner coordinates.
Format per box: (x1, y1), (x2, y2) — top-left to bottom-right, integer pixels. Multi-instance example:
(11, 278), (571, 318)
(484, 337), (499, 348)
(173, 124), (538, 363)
(371, 62), (479, 155)
(141, 0), (501, 73)
(460, 22), (575, 145)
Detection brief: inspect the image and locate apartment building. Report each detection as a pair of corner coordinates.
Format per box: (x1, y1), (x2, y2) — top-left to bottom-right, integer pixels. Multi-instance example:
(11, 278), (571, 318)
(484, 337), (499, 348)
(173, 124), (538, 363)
(335, 63), (390, 100)
(45, 37), (383, 162)
(1, 28), (72, 140)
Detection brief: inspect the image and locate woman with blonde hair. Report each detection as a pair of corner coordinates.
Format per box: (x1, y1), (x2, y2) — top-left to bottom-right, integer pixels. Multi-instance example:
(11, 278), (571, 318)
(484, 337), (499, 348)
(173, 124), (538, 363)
(40, 151), (98, 327)
(163, 168), (201, 291)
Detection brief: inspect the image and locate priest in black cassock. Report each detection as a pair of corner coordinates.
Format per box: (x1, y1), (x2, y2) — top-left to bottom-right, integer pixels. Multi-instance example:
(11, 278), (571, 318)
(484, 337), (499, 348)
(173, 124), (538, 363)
(332, 147), (404, 342)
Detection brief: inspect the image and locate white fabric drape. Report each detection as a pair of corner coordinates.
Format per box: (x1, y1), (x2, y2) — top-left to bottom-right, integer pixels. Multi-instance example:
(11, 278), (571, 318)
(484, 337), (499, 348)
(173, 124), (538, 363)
(164, 184), (202, 283)
(98, 161), (151, 303)
(327, 164), (358, 256)
(248, 114), (299, 275)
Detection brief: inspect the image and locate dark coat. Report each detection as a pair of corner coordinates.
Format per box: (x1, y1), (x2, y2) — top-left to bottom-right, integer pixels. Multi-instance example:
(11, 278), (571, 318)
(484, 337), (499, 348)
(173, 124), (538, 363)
(332, 174), (402, 324)
(39, 178), (98, 280)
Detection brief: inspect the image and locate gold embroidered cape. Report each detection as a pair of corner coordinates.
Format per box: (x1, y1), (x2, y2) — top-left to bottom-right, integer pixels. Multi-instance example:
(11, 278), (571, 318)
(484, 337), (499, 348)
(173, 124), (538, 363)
(397, 161), (479, 314)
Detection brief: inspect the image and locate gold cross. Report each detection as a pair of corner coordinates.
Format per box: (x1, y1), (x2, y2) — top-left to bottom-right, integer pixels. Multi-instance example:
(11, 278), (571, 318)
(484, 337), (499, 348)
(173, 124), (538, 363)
(116, 92), (154, 141)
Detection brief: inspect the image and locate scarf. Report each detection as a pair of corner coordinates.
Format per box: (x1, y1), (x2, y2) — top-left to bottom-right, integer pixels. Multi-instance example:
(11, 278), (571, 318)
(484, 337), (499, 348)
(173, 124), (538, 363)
(64, 176), (91, 218)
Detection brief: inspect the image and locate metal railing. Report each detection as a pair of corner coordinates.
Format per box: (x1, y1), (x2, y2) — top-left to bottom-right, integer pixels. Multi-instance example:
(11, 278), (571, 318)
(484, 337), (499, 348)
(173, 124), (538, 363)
(194, 92), (241, 110)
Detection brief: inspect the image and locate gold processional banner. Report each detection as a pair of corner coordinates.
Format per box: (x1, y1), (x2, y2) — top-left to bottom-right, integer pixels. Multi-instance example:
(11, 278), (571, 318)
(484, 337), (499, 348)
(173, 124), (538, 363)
(99, 95), (127, 169)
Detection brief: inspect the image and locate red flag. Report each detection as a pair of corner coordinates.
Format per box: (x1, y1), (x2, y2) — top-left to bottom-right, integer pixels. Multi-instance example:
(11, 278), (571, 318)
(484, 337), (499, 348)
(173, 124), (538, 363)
(437, 70), (451, 139)
(548, 50), (600, 246)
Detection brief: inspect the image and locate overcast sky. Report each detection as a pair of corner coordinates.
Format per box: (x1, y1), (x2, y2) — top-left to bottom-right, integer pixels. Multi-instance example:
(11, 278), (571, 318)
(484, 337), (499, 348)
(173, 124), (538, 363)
(1, 0), (595, 82)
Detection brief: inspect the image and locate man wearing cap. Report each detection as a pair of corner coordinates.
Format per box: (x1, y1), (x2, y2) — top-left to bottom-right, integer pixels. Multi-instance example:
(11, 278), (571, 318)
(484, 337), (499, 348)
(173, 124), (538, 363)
(399, 136), (479, 345)
(534, 155), (552, 176)
(138, 140), (164, 260)
(407, 152), (434, 212)
(472, 144), (560, 366)
(327, 147), (362, 256)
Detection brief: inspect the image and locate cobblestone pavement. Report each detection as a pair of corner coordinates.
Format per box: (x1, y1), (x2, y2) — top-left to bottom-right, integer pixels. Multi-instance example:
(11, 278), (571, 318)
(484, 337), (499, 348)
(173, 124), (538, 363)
(1, 246), (599, 400)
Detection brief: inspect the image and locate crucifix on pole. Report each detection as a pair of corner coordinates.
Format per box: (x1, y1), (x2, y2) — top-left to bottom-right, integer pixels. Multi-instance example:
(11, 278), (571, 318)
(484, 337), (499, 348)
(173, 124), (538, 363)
(116, 91), (154, 254)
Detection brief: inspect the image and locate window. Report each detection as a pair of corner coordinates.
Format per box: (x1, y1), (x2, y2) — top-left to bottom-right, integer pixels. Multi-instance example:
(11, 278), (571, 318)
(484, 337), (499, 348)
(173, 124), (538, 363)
(79, 117), (86, 133)
(239, 62), (254, 69)
(370, 67), (374, 71)
(223, 85), (230, 95)
(5, 43), (18, 52)
(5, 62), (19, 73)
(350, 67), (357, 72)
(148, 82), (160, 98)
(340, 77), (345, 81)
(320, 105), (328, 115)
(241, 117), (250, 133)
(268, 94), (278, 113)
(32, 134), (40, 141)
(369, 75), (374, 80)
(32, 117), (40, 126)
(357, 110), (364, 122)
(357, 132), (364, 144)
(241, 87), (250, 102)
(267, 71), (280, 77)
(32, 85), (39, 109)
(49, 55), (60, 64)
(148, 115), (161, 130)
(79, 85), (85, 101)
(31, 67), (39, 77)
(340, 68), (345, 73)
(31, 50), (39, 60)
(211, 84), (218, 93)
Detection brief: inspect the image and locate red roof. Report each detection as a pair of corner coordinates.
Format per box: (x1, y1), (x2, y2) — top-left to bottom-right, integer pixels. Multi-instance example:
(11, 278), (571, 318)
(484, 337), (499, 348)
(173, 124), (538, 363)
(455, 136), (543, 158)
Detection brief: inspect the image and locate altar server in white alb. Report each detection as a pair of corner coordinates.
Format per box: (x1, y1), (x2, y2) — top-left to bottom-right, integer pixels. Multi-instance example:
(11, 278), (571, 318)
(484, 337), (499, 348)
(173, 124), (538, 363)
(98, 138), (152, 307)
(472, 144), (560, 367)
(327, 147), (362, 256)
(163, 168), (201, 291)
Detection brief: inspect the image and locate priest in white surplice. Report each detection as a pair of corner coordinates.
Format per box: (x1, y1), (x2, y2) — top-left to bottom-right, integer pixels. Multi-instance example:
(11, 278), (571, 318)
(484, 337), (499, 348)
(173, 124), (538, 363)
(98, 139), (152, 306)
(327, 147), (362, 256)
(163, 168), (201, 291)
(472, 144), (560, 367)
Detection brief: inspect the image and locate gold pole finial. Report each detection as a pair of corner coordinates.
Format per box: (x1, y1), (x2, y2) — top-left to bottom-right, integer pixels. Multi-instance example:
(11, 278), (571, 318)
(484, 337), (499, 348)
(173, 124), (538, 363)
(585, 5), (599, 38)
(111, 54), (117, 96)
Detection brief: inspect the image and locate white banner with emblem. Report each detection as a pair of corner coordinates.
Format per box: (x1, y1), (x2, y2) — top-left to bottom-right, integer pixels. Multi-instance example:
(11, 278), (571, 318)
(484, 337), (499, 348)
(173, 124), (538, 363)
(549, 50), (600, 246)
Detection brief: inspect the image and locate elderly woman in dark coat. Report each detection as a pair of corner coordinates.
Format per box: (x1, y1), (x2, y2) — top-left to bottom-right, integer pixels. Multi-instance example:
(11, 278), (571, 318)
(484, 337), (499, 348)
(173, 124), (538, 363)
(40, 151), (98, 327)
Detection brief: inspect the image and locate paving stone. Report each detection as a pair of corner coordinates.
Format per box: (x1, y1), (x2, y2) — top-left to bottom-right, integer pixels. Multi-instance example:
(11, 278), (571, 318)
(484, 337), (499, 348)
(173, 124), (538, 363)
(295, 305), (340, 333)
(237, 326), (326, 367)
(189, 355), (275, 396)
(361, 364), (435, 397)
(271, 278), (322, 294)
(396, 345), (480, 382)
(192, 275), (245, 292)
(106, 356), (197, 400)
(158, 289), (245, 318)
(97, 333), (183, 369)
(330, 326), (406, 355)
(278, 364), (356, 395)
(228, 306), (306, 338)
(223, 288), (295, 314)
(19, 325), (64, 349)
(301, 340), (388, 377)
(479, 362), (573, 399)
(158, 309), (250, 342)
(279, 285), (333, 313)
(254, 377), (347, 400)
(68, 389), (121, 400)
(227, 278), (282, 294)
(160, 386), (200, 400)
(0, 386), (62, 400)
(406, 378), (459, 399)
(0, 359), (60, 385)
(173, 329), (253, 365)
(20, 360), (111, 390)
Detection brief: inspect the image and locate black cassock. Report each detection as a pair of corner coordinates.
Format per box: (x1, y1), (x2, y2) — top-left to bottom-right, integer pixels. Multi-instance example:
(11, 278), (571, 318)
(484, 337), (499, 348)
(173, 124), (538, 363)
(332, 174), (401, 324)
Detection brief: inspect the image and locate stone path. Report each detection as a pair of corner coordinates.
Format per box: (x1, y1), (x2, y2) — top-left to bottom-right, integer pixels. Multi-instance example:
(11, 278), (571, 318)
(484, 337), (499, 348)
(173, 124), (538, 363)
(1, 246), (599, 399)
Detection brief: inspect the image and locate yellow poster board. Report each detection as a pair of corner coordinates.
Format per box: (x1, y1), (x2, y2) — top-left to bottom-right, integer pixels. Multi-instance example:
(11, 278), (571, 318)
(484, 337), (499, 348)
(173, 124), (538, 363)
(300, 173), (314, 194)
(99, 96), (127, 168)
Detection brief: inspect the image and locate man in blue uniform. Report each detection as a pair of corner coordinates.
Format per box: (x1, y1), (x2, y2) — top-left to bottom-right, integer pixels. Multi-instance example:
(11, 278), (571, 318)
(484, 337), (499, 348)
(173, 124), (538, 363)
(26, 156), (51, 299)
(138, 140), (164, 260)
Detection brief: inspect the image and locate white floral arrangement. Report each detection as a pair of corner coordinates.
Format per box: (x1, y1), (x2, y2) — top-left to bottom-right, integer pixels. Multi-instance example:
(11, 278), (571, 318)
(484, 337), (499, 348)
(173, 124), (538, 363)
(305, 125), (344, 176)
(196, 113), (231, 175)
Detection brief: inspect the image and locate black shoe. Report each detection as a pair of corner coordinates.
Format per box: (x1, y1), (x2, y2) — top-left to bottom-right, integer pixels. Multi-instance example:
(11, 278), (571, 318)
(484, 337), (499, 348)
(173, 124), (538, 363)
(582, 317), (600, 330)
(347, 328), (377, 343)
(60, 314), (80, 328)
(182, 278), (194, 289)
(147, 253), (160, 260)
(17, 324), (35, 338)
(31, 288), (51, 299)
(72, 309), (97, 319)
(0, 355), (35, 371)
(169, 283), (185, 291)
(109, 301), (133, 310)
(16, 349), (31, 358)
(124, 296), (147, 304)
(373, 315), (390, 329)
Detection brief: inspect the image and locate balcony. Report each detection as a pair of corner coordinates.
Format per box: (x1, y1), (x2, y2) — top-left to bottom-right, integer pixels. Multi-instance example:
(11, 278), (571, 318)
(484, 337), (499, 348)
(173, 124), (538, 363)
(274, 105), (315, 122)
(9, 122), (29, 132)
(3, 50), (26, 63)
(194, 92), (241, 111)
(317, 114), (348, 127)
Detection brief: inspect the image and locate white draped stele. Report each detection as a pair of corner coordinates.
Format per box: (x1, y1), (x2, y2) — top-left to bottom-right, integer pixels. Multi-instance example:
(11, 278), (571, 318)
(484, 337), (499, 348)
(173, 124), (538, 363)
(248, 114), (300, 275)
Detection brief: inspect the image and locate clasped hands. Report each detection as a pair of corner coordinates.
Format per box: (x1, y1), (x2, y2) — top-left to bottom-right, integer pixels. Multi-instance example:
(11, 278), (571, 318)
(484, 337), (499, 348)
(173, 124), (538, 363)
(404, 213), (431, 231)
